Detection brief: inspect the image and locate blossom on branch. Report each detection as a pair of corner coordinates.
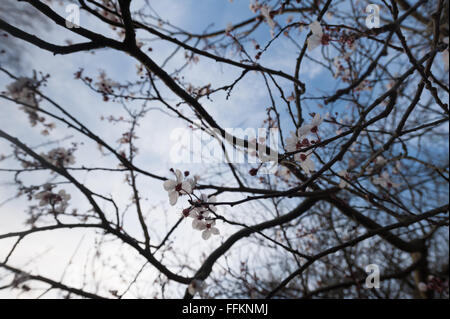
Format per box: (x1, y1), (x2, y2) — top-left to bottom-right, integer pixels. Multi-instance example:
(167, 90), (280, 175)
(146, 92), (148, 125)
(372, 171), (399, 189)
(163, 169), (193, 206)
(201, 219), (220, 240)
(6, 77), (44, 126)
(35, 184), (71, 214)
(41, 147), (75, 167)
(295, 153), (315, 175)
(307, 20), (325, 51)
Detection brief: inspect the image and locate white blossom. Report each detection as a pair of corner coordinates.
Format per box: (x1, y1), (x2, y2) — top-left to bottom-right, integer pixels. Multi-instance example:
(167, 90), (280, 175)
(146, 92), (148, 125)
(275, 166), (291, 180)
(372, 171), (399, 189)
(95, 70), (120, 94)
(181, 207), (197, 219)
(285, 131), (310, 153)
(186, 174), (199, 191)
(35, 186), (71, 213)
(285, 131), (301, 152)
(260, 6), (275, 31)
(201, 219), (220, 240)
(307, 20), (323, 51)
(163, 169), (192, 206)
(197, 193), (217, 214)
(6, 77), (37, 104)
(287, 117), (321, 156)
(6, 77), (43, 126)
(310, 113), (324, 131)
(41, 147), (75, 167)
(191, 212), (207, 230)
(296, 113), (324, 139)
(295, 152), (315, 175)
(375, 156), (387, 166)
(298, 123), (314, 137)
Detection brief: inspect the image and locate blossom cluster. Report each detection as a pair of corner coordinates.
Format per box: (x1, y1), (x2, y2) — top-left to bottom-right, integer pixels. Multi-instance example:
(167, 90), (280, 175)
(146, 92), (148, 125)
(285, 113), (324, 175)
(40, 147), (76, 167)
(95, 70), (120, 101)
(6, 77), (44, 127)
(163, 169), (220, 240)
(34, 184), (71, 214)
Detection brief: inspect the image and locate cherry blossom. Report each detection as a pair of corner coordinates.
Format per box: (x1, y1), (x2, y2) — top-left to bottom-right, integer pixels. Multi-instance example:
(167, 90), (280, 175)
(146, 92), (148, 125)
(285, 131), (310, 153)
(284, 132), (299, 153)
(41, 147), (75, 167)
(309, 113), (324, 133)
(181, 207), (196, 219)
(284, 114), (325, 174)
(6, 77), (44, 126)
(186, 174), (200, 191)
(189, 201), (220, 240)
(201, 220), (220, 240)
(275, 166), (291, 180)
(196, 194), (218, 214)
(163, 169), (193, 206)
(295, 152), (315, 175)
(191, 211), (207, 230)
(288, 114), (324, 149)
(95, 70), (120, 94)
(298, 123), (315, 137)
(6, 77), (37, 105)
(307, 20), (323, 51)
(372, 171), (399, 189)
(260, 6), (275, 36)
(35, 185), (71, 213)
(374, 156), (387, 166)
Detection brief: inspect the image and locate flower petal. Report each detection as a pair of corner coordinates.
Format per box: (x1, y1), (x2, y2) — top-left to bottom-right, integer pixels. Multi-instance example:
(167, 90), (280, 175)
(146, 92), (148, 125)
(175, 169), (183, 182)
(193, 219), (206, 230)
(202, 230), (211, 240)
(168, 191), (179, 206)
(312, 113), (323, 126)
(163, 179), (177, 191)
(298, 124), (313, 137)
(309, 20), (323, 36)
(307, 36), (321, 51)
(181, 181), (192, 194)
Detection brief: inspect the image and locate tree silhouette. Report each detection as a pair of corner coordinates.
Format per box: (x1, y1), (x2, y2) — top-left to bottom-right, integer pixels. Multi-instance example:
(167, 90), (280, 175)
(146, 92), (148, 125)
(0, 0), (448, 299)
